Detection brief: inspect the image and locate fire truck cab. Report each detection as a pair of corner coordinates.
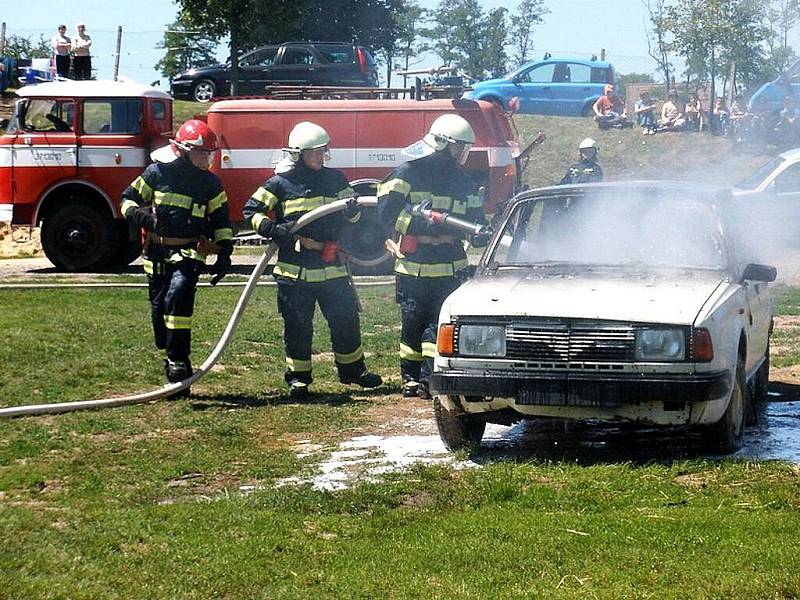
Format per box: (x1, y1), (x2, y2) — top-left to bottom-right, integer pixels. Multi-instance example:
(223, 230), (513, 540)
(0, 80), (172, 271)
(1, 82), (521, 272)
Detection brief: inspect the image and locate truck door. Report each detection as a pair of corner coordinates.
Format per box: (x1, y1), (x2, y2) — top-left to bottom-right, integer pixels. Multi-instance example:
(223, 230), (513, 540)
(12, 98), (78, 206)
(78, 97), (148, 213)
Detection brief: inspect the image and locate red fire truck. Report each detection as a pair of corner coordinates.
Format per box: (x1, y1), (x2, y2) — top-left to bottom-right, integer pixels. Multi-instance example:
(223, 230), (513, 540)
(0, 81), (522, 272)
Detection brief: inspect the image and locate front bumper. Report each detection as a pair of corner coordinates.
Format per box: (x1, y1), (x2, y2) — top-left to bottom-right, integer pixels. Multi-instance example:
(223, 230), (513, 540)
(429, 369), (730, 407)
(169, 80), (193, 99)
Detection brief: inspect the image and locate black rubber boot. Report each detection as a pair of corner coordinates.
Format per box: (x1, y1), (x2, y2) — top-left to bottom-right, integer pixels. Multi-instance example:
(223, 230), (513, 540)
(340, 370), (383, 389)
(288, 379), (309, 400)
(402, 380), (419, 398)
(165, 359), (192, 398)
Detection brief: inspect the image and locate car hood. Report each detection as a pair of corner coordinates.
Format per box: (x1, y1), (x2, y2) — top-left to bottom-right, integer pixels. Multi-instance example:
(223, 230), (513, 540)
(443, 267), (727, 325)
(175, 64), (226, 78)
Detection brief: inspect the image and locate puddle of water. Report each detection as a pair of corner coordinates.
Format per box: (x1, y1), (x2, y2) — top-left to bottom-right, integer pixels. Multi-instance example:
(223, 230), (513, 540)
(277, 400), (800, 491)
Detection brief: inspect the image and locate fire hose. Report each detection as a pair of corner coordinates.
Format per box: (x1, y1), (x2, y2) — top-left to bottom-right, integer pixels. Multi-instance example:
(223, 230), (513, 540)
(0, 197), (377, 419)
(410, 201), (492, 237)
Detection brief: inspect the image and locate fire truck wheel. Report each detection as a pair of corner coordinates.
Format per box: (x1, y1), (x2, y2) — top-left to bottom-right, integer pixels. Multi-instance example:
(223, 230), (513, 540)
(41, 202), (119, 272)
(346, 205), (395, 276)
(192, 79), (217, 103)
(112, 220), (143, 268)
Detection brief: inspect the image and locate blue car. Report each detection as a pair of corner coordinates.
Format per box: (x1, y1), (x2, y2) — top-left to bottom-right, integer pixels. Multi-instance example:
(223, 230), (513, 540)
(464, 56), (615, 116)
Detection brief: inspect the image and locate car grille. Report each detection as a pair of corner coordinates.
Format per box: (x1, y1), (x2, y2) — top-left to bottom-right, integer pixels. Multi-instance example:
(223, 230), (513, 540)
(458, 320), (637, 363)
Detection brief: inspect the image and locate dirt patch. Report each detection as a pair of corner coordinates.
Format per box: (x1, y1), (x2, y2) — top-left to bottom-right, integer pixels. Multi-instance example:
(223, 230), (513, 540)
(0, 223), (43, 259)
(674, 471), (717, 490)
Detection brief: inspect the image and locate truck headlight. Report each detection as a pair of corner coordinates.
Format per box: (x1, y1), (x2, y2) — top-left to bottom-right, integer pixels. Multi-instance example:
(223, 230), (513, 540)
(458, 324), (506, 357)
(635, 328), (686, 361)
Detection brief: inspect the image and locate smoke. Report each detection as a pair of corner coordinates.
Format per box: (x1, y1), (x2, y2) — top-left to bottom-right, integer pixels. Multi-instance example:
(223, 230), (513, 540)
(494, 187), (728, 271)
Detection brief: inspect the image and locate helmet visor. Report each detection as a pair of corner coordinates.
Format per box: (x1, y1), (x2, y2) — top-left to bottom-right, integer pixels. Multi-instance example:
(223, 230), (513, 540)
(452, 141), (473, 165)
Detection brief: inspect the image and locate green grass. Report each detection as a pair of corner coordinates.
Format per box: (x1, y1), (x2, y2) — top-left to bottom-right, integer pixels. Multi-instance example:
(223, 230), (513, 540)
(1, 284), (800, 598)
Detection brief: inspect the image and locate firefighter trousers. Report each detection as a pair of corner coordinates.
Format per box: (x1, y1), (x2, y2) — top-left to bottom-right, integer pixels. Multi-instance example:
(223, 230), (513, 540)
(147, 257), (200, 365)
(396, 274), (460, 386)
(276, 276), (366, 386)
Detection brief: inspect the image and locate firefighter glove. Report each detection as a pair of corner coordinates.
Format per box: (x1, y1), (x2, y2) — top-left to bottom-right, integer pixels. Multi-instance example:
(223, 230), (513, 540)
(342, 197), (360, 221)
(209, 243), (232, 286)
(128, 206), (157, 232)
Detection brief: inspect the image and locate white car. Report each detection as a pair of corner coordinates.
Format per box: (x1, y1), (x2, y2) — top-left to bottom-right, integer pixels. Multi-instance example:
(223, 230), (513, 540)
(430, 182), (775, 454)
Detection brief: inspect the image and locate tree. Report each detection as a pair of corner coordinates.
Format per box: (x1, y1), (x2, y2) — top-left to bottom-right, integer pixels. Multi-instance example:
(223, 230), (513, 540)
(155, 18), (219, 81)
(428, 0), (508, 80)
(643, 0), (673, 93)
(2, 35), (51, 60)
(664, 0), (768, 103)
(383, 0), (430, 87)
(509, 0), (548, 66)
(765, 0), (800, 75)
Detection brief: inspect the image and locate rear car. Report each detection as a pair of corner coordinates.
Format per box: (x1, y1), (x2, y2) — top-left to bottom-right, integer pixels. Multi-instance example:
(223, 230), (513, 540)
(170, 42), (378, 102)
(464, 55), (614, 116)
(430, 182), (775, 454)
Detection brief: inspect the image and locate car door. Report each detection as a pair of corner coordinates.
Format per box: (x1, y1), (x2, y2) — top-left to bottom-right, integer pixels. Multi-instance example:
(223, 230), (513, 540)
(514, 63), (556, 115)
(269, 46), (321, 85)
(238, 47), (278, 94)
(11, 98), (78, 207)
(741, 271), (772, 373)
(554, 62), (594, 116)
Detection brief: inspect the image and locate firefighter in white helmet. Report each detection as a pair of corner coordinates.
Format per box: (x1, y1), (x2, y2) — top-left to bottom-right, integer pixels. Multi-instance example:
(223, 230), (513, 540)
(559, 138), (604, 184)
(377, 113), (489, 399)
(120, 119), (233, 394)
(243, 121), (383, 399)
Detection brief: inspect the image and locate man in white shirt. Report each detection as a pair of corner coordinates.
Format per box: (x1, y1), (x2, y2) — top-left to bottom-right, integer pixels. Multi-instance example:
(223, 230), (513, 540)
(50, 25), (71, 78)
(72, 23), (92, 80)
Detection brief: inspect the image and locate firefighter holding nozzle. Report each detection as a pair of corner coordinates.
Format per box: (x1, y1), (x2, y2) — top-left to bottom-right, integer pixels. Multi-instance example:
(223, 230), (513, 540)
(244, 122), (383, 399)
(121, 119), (234, 392)
(377, 114), (490, 399)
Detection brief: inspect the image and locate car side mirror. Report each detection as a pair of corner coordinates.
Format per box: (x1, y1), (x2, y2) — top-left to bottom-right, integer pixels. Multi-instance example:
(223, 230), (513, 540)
(456, 264), (477, 282)
(742, 263), (777, 283)
(511, 75), (521, 84)
(0, 119), (8, 130)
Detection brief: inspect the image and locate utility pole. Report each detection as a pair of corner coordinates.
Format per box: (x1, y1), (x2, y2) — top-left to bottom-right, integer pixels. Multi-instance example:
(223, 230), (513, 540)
(113, 26), (122, 81)
(1, 23), (6, 57)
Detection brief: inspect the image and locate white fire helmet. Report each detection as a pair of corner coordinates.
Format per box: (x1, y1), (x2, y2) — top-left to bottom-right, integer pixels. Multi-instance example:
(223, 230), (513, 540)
(578, 137), (599, 151)
(403, 114), (475, 163)
(284, 121), (331, 163)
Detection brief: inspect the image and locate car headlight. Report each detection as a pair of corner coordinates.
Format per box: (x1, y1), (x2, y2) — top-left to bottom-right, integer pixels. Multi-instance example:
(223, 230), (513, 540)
(635, 328), (686, 361)
(458, 324), (506, 357)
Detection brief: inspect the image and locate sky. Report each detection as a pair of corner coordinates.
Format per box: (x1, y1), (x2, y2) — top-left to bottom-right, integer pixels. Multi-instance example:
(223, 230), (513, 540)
(2, 0), (799, 87)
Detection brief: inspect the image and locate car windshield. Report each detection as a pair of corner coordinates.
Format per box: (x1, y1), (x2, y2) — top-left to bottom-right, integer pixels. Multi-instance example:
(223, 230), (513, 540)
(488, 189), (727, 270)
(735, 156), (785, 190)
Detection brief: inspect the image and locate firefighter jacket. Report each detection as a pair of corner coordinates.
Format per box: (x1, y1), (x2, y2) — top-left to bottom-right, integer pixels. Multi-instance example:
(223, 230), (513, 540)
(376, 150), (484, 278)
(120, 156), (233, 274)
(559, 159), (604, 185)
(242, 161), (358, 282)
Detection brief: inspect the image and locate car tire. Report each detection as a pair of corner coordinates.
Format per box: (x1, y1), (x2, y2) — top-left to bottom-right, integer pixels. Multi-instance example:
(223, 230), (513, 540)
(192, 79), (217, 103)
(433, 396), (486, 452)
(41, 201), (119, 272)
(704, 355), (748, 454)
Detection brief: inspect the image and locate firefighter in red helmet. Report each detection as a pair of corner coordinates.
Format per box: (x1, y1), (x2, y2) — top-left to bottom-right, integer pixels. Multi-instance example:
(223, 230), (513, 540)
(121, 119), (233, 393)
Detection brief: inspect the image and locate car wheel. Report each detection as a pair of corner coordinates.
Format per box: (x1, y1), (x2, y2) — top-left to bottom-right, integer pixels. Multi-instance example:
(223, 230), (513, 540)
(192, 79), (216, 103)
(704, 355), (748, 454)
(433, 396), (486, 452)
(41, 201), (119, 272)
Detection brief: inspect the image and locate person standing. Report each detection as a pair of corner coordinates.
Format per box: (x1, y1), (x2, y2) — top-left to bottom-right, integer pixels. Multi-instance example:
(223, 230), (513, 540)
(243, 121), (383, 399)
(559, 138), (604, 184)
(377, 114), (488, 399)
(71, 23), (92, 80)
(120, 119), (233, 393)
(50, 25), (71, 78)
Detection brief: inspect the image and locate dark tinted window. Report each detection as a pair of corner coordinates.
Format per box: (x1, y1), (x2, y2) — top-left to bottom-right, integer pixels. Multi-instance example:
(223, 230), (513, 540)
(152, 100), (166, 121)
(241, 47), (277, 67)
(282, 47), (316, 65)
(316, 44), (355, 64)
(591, 67), (610, 83)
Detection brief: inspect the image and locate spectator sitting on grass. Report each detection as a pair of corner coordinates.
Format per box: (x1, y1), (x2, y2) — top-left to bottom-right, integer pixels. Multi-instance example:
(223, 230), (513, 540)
(657, 90), (686, 132)
(684, 93), (704, 131)
(711, 97), (731, 136)
(634, 91), (657, 135)
(592, 84), (629, 130)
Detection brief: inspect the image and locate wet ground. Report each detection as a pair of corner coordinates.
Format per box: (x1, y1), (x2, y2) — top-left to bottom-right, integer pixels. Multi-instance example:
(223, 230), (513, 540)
(279, 386), (800, 491)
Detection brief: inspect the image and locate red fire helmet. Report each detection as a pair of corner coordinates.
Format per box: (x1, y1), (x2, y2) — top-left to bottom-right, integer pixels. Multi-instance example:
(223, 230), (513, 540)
(173, 119), (219, 153)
